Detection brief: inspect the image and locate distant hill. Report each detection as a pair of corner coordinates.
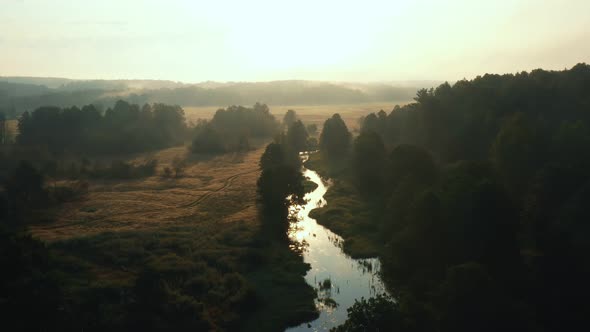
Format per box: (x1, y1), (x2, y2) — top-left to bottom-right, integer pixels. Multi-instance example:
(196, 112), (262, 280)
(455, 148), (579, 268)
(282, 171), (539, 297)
(0, 76), (74, 89)
(0, 81), (52, 97)
(0, 77), (437, 118)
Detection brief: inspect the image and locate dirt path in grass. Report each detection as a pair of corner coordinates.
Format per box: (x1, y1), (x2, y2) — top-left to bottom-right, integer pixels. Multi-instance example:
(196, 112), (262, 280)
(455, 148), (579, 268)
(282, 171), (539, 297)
(31, 145), (265, 241)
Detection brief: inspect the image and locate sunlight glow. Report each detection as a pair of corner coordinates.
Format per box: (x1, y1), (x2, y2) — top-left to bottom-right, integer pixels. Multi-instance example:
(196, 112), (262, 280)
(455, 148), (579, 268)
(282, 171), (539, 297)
(1, 0), (588, 81)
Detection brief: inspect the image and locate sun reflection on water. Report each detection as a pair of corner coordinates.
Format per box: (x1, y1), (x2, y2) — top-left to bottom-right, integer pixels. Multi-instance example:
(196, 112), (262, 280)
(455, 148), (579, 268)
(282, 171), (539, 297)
(286, 152), (389, 332)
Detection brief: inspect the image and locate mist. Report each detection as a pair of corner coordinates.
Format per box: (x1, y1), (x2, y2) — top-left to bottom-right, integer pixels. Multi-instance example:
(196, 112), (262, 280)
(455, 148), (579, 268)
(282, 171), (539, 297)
(1, 0), (589, 82)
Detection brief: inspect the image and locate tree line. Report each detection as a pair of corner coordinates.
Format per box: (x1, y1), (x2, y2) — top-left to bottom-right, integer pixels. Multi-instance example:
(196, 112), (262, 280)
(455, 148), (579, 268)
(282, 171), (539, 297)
(17, 100), (188, 155)
(316, 63), (590, 331)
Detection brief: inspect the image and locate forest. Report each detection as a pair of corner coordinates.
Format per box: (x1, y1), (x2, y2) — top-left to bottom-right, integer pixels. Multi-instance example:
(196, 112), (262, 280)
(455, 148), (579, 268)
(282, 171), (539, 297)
(308, 63), (590, 331)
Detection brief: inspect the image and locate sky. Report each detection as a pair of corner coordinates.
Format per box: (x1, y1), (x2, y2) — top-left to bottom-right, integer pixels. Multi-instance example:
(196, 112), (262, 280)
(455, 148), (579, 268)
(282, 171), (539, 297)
(1, 0), (589, 82)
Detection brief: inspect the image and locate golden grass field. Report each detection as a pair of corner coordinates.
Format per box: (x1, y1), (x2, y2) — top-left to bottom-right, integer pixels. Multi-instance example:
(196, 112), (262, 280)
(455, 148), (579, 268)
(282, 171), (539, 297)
(31, 144), (265, 241)
(184, 102), (410, 131)
(5, 120), (17, 141)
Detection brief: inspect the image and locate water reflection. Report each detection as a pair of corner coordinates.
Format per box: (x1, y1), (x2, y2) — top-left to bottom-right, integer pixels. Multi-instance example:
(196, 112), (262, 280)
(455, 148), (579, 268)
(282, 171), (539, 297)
(286, 154), (388, 331)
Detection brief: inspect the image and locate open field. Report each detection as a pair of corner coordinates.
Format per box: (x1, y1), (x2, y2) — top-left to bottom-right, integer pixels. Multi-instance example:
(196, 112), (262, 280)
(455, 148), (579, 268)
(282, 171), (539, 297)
(4, 119), (17, 142)
(32, 144), (264, 241)
(184, 102), (411, 132)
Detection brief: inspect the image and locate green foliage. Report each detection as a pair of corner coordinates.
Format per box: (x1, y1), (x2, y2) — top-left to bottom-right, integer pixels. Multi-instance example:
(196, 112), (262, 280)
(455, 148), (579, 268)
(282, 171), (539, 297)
(257, 139), (306, 238)
(257, 165), (305, 211)
(0, 229), (65, 330)
(259, 143), (288, 170)
(352, 130), (386, 194)
(0, 216), (316, 331)
(308, 180), (381, 258)
(387, 144), (438, 191)
(436, 263), (533, 332)
(17, 101), (187, 155)
(286, 120), (309, 152)
(319, 113), (351, 160)
(191, 104), (278, 154)
(491, 113), (544, 197)
(331, 294), (406, 332)
(257, 165), (305, 236)
(283, 109), (297, 128)
(191, 124), (227, 153)
(3, 161), (48, 215)
(331, 65), (590, 331)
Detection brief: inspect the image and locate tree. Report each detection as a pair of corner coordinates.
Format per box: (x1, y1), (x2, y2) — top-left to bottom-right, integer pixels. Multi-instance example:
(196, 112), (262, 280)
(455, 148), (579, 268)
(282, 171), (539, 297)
(283, 109), (297, 128)
(190, 104), (279, 154)
(360, 113), (379, 134)
(257, 165), (305, 213)
(491, 113), (543, 198)
(257, 142), (305, 235)
(352, 131), (386, 194)
(191, 126), (225, 153)
(16, 101), (189, 155)
(332, 294), (404, 332)
(437, 263), (502, 332)
(4, 161), (47, 211)
(437, 163), (519, 273)
(0, 230), (65, 330)
(257, 165), (305, 235)
(387, 144), (438, 191)
(319, 113), (351, 160)
(286, 120), (309, 152)
(259, 143), (286, 170)
(549, 120), (590, 171)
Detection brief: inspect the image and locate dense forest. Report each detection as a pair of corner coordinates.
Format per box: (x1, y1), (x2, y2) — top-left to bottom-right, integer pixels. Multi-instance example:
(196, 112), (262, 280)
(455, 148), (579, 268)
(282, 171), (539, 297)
(309, 63), (590, 331)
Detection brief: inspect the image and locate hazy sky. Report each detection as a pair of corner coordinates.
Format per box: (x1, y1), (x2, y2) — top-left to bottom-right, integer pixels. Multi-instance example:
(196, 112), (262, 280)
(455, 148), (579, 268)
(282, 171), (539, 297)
(1, 0), (589, 82)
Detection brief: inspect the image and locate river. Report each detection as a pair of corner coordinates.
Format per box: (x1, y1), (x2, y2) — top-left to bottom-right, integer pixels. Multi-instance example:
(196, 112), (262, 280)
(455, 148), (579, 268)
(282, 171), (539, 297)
(286, 154), (387, 331)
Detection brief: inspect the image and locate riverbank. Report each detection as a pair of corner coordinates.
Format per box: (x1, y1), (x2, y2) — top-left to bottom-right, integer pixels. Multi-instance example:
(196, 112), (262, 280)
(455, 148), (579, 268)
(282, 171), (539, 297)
(287, 153), (387, 330)
(303, 153), (382, 258)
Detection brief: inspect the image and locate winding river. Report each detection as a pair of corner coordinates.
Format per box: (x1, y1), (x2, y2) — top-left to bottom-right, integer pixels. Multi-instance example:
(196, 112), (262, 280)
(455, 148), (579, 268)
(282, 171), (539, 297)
(286, 155), (387, 331)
